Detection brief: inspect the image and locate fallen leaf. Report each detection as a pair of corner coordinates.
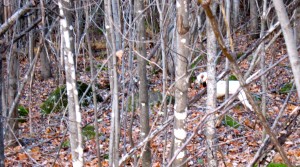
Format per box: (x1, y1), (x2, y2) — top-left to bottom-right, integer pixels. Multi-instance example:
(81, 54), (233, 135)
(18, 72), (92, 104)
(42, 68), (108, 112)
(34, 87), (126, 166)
(17, 153), (28, 160)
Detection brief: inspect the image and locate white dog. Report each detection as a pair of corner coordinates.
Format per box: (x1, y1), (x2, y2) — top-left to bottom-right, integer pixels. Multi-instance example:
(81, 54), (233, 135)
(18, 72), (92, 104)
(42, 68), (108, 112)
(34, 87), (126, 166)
(196, 72), (253, 111)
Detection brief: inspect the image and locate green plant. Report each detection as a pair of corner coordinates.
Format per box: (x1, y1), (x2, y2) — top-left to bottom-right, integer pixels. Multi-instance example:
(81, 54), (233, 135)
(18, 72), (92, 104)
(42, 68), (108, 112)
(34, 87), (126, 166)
(279, 82), (293, 94)
(190, 56), (203, 70)
(229, 75), (238, 80)
(267, 163), (287, 167)
(40, 82), (103, 115)
(62, 140), (70, 148)
(224, 115), (240, 128)
(82, 125), (96, 140)
(40, 85), (67, 114)
(18, 105), (29, 123)
(237, 52), (244, 59)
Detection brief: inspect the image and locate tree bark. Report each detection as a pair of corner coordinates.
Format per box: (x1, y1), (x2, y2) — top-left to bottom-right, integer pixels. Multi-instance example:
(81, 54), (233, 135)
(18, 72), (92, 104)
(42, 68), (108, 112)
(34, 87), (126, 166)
(104, 0), (115, 165)
(233, 0), (240, 27)
(40, 47), (52, 80)
(135, 0), (151, 166)
(250, 0), (259, 38)
(173, 0), (189, 166)
(205, 2), (218, 166)
(39, 0), (51, 80)
(0, 32), (4, 167)
(272, 0), (300, 102)
(112, 0), (121, 50)
(105, 0), (120, 166)
(59, 0), (84, 166)
(260, 0), (268, 140)
(5, 1), (18, 144)
(7, 52), (18, 143)
(295, 6), (300, 45)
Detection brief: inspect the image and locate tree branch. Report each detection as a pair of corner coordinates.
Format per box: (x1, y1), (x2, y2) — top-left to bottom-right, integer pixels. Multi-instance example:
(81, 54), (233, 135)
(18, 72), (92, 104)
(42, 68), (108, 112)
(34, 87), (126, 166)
(0, 1), (38, 37)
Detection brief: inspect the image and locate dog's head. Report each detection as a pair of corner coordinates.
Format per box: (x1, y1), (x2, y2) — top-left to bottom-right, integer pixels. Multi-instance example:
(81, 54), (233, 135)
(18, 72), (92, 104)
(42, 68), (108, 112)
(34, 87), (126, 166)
(196, 72), (207, 87)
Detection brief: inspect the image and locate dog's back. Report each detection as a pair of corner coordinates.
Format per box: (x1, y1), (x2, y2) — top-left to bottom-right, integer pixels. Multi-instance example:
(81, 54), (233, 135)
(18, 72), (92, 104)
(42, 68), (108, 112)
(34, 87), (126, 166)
(216, 80), (240, 97)
(217, 80), (253, 111)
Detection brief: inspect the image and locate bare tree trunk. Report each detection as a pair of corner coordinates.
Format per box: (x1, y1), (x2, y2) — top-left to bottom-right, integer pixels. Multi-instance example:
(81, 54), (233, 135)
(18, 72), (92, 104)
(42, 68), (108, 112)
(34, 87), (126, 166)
(105, 0), (120, 165)
(39, 0), (51, 80)
(59, 0), (84, 166)
(104, 0), (115, 165)
(172, 0), (189, 166)
(295, 6), (300, 45)
(40, 47), (52, 80)
(272, 0), (300, 102)
(84, 2), (101, 166)
(225, 0), (231, 99)
(27, 8), (34, 135)
(233, 0), (240, 27)
(7, 52), (18, 143)
(135, 0), (151, 166)
(112, 0), (121, 50)
(260, 0), (268, 140)
(5, 0), (18, 144)
(0, 33), (4, 167)
(250, 0), (259, 38)
(156, 1), (169, 164)
(205, 2), (218, 167)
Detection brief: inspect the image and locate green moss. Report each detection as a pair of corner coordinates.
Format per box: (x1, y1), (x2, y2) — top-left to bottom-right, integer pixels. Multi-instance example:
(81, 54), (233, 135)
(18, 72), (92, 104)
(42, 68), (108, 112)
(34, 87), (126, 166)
(237, 52), (244, 59)
(279, 82), (293, 94)
(103, 154), (109, 160)
(62, 140), (70, 148)
(97, 64), (108, 71)
(267, 163), (287, 167)
(40, 82), (103, 115)
(77, 81), (103, 106)
(82, 125), (96, 140)
(85, 66), (91, 72)
(127, 94), (138, 112)
(255, 163), (288, 167)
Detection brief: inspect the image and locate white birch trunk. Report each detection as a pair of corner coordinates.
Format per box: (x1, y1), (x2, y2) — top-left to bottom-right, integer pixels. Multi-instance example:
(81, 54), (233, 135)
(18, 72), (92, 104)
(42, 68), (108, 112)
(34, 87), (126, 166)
(59, 0), (84, 166)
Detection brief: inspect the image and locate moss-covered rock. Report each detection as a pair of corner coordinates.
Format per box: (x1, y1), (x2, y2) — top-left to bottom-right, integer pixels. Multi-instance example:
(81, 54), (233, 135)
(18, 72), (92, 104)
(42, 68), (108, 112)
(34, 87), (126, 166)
(40, 85), (67, 114)
(40, 81), (103, 114)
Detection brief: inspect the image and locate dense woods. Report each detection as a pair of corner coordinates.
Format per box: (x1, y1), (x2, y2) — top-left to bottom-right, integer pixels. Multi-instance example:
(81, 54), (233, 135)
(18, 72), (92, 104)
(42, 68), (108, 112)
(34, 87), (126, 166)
(0, 0), (299, 166)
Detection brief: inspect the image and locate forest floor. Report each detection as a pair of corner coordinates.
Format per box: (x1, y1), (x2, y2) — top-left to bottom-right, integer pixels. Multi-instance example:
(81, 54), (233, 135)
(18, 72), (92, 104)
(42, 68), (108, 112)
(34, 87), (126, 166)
(3, 32), (300, 166)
